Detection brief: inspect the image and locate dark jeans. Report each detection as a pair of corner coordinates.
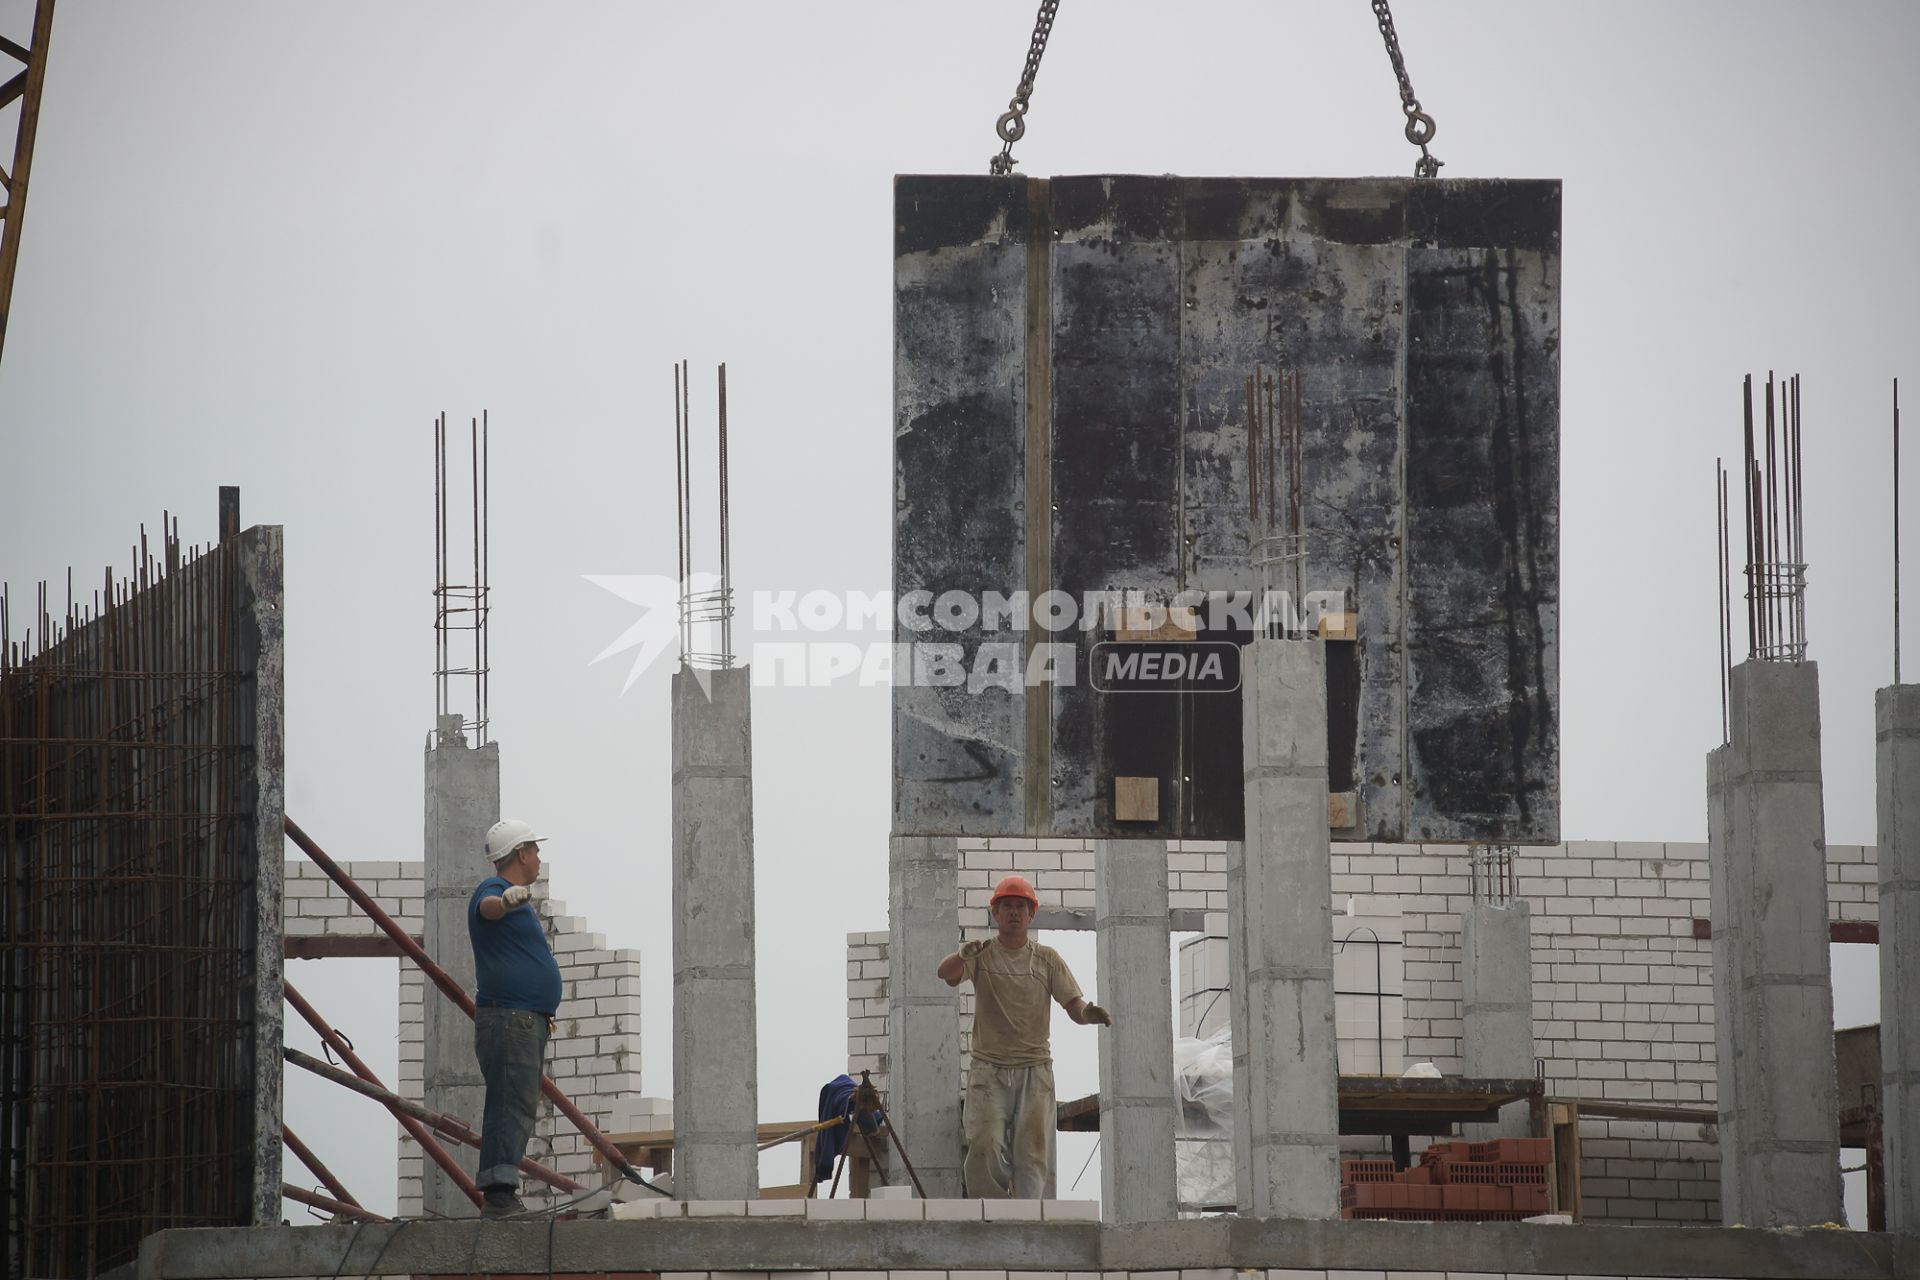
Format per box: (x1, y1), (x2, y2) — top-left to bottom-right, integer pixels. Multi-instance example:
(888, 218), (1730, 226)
(474, 1005), (549, 1191)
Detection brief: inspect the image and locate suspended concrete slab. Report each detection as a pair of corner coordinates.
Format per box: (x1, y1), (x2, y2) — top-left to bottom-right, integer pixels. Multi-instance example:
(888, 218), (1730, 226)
(893, 175), (1559, 844)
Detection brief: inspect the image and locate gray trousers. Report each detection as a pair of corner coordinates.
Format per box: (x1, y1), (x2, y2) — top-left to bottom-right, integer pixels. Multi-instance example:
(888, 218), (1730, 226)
(963, 1060), (1055, 1198)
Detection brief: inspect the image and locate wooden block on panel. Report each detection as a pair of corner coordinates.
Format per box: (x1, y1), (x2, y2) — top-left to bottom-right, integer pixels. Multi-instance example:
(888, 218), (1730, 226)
(1319, 610), (1357, 641)
(1328, 791), (1358, 829)
(1113, 606), (1200, 643)
(1115, 776), (1160, 822)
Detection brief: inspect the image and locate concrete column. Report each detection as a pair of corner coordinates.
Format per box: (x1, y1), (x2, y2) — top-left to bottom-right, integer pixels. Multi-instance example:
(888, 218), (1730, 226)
(1460, 898), (1535, 1138)
(1877, 683), (1920, 1233)
(1706, 660), (1841, 1227)
(422, 713), (499, 1218)
(671, 666), (758, 1199)
(886, 835), (963, 1197)
(1705, 744), (1745, 1226)
(1229, 638), (1339, 1219)
(1094, 838), (1177, 1222)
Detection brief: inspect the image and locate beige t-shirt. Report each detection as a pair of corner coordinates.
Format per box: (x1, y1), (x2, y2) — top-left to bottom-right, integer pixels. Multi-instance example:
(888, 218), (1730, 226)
(962, 938), (1083, 1067)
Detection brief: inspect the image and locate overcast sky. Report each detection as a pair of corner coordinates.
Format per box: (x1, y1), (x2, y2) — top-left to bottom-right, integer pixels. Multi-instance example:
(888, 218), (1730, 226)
(0, 1), (1910, 1223)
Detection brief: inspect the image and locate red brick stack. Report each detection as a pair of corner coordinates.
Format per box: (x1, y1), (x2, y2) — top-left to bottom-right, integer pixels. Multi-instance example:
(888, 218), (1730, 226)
(1339, 1139), (1551, 1222)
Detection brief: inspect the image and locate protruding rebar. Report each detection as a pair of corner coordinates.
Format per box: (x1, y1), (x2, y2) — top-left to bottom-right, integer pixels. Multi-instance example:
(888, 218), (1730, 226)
(1720, 460), (1732, 734)
(1737, 372), (1808, 663)
(432, 412), (490, 741)
(672, 360), (737, 669)
(1470, 843), (1516, 906)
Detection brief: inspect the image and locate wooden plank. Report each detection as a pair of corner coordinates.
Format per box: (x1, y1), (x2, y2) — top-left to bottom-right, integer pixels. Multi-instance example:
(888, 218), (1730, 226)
(1059, 1077), (1541, 1133)
(1551, 1100), (1583, 1222)
(1693, 917), (1880, 944)
(1548, 1097), (1715, 1125)
(1022, 175), (1053, 837)
(759, 1182), (811, 1200)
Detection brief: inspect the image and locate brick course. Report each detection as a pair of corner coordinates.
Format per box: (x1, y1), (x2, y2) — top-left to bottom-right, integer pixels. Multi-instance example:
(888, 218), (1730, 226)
(850, 836), (1878, 1226)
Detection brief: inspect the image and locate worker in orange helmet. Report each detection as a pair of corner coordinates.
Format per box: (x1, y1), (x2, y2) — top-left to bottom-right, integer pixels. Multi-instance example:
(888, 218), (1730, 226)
(936, 872), (1110, 1198)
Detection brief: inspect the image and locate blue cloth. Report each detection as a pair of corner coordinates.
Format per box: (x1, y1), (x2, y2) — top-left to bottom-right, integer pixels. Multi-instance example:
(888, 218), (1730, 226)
(812, 1074), (857, 1184)
(468, 875), (563, 1016)
(474, 1005), (549, 1191)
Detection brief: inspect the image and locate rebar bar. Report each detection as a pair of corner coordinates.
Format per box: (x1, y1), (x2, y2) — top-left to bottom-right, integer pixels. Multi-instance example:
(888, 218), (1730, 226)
(280, 1183), (388, 1225)
(282, 1124), (361, 1211)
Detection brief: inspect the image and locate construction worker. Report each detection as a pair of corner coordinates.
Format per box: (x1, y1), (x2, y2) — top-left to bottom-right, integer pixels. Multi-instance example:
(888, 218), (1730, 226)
(937, 873), (1110, 1198)
(469, 818), (562, 1219)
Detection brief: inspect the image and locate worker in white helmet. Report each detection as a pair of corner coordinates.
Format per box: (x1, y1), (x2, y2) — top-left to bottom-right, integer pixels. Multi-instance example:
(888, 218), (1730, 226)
(937, 873), (1110, 1198)
(469, 818), (562, 1219)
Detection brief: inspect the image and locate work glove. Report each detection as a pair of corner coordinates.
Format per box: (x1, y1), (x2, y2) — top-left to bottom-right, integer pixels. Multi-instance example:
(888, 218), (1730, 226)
(959, 939), (991, 960)
(501, 884), (531, 909)
(1082, 1003), (1113, 1026)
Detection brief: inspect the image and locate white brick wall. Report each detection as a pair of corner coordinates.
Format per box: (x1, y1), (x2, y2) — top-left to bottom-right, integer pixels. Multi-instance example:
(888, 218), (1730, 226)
(280, 857), (423, 937)
(851, 835), (1878, 1227)
(282, 860), (644, 1215)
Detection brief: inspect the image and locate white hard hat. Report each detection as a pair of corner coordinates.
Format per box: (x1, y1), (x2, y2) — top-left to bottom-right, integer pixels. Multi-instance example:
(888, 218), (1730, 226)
(485, 818), (547, 865)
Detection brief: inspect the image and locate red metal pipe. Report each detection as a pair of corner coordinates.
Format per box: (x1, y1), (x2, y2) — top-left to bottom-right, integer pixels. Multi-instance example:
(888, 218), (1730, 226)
(281, 1183), (389, 1224)
(283, 1124), (362, 1209)
(284, 815), (644, 1183)
(283, 978), (485, 1207)
(285, 1047), (583, 1193)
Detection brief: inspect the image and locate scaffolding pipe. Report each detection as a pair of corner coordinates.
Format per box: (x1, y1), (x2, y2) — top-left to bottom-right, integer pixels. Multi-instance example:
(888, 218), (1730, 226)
(283, 980), (485, 1207)
(283, 815), (645, 1183)
(280, 1184), (389, 1225)
(284, 1048), (582, 1193)
(282, 1125), (362, 1211)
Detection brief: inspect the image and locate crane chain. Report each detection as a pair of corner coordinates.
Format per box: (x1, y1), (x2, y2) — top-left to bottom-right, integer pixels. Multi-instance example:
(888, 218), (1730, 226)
(989, 0), (1062, 176)
(1370, 0), (1443, 178)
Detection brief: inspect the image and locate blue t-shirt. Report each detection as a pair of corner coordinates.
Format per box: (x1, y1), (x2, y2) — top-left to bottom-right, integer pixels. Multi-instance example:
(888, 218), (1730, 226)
(468, 876), (563, 1016)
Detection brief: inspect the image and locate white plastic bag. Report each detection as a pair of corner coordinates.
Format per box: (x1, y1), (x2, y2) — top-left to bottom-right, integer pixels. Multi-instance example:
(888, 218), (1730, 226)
(1173, 1026), (1235, 1210)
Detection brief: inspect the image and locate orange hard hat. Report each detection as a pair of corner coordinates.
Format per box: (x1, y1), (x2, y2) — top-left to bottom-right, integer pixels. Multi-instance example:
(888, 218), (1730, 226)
(990, 874), (1040, 907)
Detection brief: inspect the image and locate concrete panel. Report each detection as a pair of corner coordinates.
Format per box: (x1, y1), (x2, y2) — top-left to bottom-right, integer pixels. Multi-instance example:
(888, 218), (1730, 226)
(237, 526), (287, 1227)
(892, 175), (1562, 843)
(891, 176), (1031, 837)
(1402, 245), (1560, 842)
(1093, 839), (1176, 1222)
(421, 714), (499, 1218)
(1877, 682), (1920, 1232)
(1229, 640), (1338, 1218)
(670, 666), (758, 1200)
(887, 835), (963, 1197)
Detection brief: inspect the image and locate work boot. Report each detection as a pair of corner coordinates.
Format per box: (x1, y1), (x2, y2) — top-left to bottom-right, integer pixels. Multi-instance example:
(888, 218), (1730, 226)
(482, 1187), (527, 1220)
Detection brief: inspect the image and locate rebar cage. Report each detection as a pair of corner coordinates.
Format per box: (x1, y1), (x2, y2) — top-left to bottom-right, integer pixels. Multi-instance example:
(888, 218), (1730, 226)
(1, 522), (284, 1278)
